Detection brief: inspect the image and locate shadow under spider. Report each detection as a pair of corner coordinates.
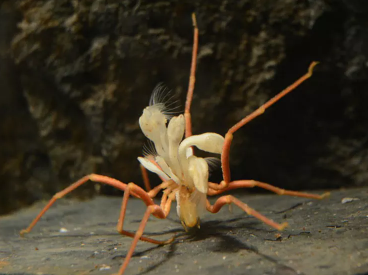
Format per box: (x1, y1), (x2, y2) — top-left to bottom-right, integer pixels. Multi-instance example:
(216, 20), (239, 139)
(26, 225), (184, 240)
(117, 214), (286, 274)
(188, 218), (301, 275)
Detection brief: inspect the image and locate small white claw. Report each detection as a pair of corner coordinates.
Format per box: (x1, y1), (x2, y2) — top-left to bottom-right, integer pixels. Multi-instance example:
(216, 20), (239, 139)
(178, 133), (225, 156)
(178, 133), (224, 187)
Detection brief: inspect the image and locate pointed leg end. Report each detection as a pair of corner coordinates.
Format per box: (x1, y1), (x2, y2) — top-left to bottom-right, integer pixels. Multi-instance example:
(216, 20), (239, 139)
(278, 222), (288, 231)
(320, 192), (331, 199)
(20, 229), (29, 237)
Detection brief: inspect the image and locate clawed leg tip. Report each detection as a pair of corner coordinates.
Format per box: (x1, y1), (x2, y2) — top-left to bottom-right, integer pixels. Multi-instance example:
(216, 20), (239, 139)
(19, 229), (29, 237)
(163, 236), (176, 245)
(321, 192), (331, 199)
(308, 61), (319, 74)
(278, 222), (288, 231)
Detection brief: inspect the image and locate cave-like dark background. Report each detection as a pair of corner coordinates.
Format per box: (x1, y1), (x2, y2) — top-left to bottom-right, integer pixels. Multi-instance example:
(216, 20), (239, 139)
(1, 0), (368, 215)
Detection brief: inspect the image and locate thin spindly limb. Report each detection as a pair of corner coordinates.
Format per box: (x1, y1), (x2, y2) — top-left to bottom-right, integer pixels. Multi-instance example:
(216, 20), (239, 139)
(221, 62), (319, 186)
(184, 13), (199, 138)
(116, 183), (173, 275)
(20, 174), (142, 236)
(206, 195), (288, 231)
(161, 184), (179, 211)
(208, 180), (330, 199)
(116, 182), (175, 245)
(140, 164), (151, 191)
(147, 180), (176, 198)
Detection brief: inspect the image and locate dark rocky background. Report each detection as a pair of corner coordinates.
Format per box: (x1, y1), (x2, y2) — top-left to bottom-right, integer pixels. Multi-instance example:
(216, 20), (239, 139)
(1, 0), (368, 215)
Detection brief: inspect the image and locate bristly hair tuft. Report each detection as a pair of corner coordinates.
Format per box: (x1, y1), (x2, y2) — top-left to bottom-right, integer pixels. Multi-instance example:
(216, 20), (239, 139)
(205, 157), (221, 175)
(149, 83), (182, 119)
(142, 140), (158, 157)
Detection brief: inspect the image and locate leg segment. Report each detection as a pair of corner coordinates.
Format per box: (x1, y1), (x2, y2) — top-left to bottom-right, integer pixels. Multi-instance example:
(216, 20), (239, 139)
(221, 62), (319, 185)
(140, 164), (151, 191)
(115, 183), (173, 275)
(20, 174), (140, 236)
(207, 195), (288, 231)
(147, 180), (175, 198)
(116, 182), (174, 245)
(184, 13), (199, 138)
(208, 180), (330, 199)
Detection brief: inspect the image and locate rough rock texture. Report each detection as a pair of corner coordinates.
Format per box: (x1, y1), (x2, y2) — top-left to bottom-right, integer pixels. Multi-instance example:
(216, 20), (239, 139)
(0, 187), (367, 274)
(1, 0), (368, 214)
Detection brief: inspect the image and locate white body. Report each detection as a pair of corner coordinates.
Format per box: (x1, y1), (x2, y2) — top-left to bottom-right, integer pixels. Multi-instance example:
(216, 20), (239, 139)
(138, 101), (224, 227)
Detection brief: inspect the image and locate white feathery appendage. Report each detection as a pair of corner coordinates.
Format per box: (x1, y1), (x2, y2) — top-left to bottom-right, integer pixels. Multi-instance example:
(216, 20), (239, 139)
(155, 156), (180, 184)
(205, 157), (221, 175)
(142, 140), (157, 157)
(178, 133), (225, 156)
(139, 86), (225, 224)
(139, 104), (168, 157)
(188, 155), (209, 193)
(137, 156), (170, 181)
(177, 133), (225, 185)
(149, 83), (181, 118)
(167, 114), (185, 177)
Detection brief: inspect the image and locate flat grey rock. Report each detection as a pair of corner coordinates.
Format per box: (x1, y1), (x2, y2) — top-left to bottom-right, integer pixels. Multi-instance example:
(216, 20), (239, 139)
(0, 188), (367, 275)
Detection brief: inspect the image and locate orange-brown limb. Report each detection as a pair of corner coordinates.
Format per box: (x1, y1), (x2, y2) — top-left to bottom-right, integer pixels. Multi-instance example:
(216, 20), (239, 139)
(140, 164), (151, 191)
(208, 180), (330, 199)
(184, 13), (199, 138)
(117, 182), (174, 275)
(221, 62), (319, 185)
(19, 174), (141, 236)
(147, 180), (173, 198)
(206, 195), (288, 231)
(159, 183), (179, 209)
(116, 182), (175, 246)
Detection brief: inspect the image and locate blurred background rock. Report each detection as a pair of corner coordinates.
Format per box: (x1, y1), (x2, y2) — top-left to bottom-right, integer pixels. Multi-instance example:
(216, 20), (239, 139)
(1, 0), (368, 215)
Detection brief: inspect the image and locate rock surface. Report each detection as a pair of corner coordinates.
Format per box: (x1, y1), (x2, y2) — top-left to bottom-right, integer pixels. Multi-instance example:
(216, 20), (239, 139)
(1, 0), (368, 214)
(0, 187), (367, 275)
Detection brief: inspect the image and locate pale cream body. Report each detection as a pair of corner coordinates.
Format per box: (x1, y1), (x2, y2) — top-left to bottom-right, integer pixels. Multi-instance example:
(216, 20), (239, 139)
(138, 102), (224, 228)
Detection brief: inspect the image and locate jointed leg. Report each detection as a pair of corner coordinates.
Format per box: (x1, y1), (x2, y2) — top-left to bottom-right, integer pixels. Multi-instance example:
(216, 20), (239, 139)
(116, 182), (175, 245)
(208, 180), (330, 199)
(147, 180), (176, 198)
(221, 62), (319, 185)
(207, 195), (288, 231)
(20, 174), (140, 236)
(184, 13), (199, 138)
(116, 182), (173, 275)
(140, 161), (172, 193)
(140, 164), (151, 191)
(160, 184), (179, 212)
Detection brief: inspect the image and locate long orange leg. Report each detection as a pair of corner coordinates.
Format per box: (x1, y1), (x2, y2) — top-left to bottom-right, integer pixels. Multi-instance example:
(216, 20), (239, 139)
(208, 180), (330, 198)
(184, 13), (199, 138)
(116, 182), (175, 245)
(206, 195), (288, 231)
(220, 62), (319, 186)
(140, 164), (152, 191)
(115, 183), (173, 275)
(19, 174), (142, 236)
